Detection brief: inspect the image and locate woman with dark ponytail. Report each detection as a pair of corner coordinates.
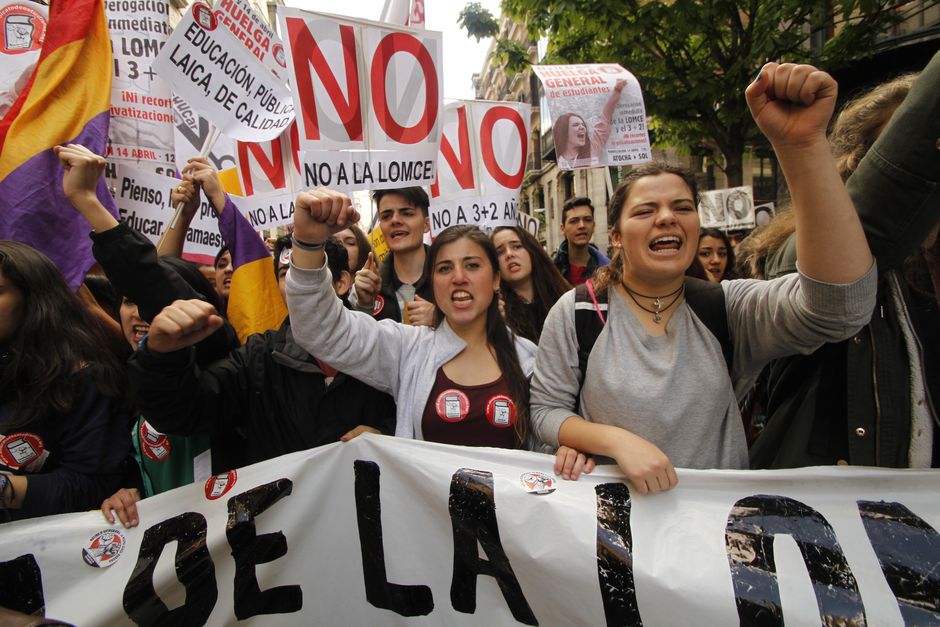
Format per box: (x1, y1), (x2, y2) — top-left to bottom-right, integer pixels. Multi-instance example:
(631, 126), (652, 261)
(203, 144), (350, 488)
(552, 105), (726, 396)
(284, 189), (541, 450)
(0, 241), (134, 520)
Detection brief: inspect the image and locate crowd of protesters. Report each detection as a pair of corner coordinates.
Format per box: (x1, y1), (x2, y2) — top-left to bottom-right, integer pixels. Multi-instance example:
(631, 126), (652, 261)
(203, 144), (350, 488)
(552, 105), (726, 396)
(0, 54), (937, 526)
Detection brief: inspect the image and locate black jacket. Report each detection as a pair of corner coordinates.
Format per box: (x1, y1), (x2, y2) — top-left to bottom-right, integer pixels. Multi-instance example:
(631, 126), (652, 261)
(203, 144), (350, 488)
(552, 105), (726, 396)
(127, 319), (396, 466)
(369, 246), (433, 323)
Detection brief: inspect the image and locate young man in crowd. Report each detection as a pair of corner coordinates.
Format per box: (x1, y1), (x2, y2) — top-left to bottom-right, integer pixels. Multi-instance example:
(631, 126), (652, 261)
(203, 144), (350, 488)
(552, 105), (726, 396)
(553, 196), (610, 286)
(351, 187), (435, 325)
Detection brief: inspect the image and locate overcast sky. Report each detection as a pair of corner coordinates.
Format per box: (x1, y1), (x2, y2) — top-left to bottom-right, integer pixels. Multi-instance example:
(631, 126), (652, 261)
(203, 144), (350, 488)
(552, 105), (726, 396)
(282, 0), (504, 101)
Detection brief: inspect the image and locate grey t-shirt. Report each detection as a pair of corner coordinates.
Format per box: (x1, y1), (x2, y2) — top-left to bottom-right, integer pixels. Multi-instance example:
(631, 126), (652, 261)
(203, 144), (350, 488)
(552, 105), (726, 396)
(530, 267), (877, 469)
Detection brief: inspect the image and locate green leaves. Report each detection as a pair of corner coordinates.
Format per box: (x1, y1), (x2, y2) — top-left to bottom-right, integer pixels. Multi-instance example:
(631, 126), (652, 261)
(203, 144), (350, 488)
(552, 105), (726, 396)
(458, 2), (499, 42)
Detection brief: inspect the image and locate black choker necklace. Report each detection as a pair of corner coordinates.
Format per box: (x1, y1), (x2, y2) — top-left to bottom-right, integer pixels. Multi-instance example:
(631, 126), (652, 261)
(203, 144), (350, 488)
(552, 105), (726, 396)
(621, 282), (684, 324)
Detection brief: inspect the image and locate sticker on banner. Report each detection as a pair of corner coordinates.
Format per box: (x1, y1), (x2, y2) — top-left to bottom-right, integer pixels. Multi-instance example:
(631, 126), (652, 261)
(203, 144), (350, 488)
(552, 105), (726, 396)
(436, 389), (469, 423)
(0, 432), (49, 472)
(486, 395), (515, 428)
(82, 529), (126, 568)
(138, 420), (171, 462)
(192, 2), (216, 30)
(372, 295), (385, 317)
(520, 471), (556, 495)
(205, 470), (237, 500)
(0, 3), (45, 54)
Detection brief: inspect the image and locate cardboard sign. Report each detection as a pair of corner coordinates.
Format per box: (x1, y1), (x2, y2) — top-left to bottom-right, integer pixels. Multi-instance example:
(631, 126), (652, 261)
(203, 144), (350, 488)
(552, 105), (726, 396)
(698, 186), (755, 230)
(1, 435), (938, 625)
(532, 63), (651, 170)
(278, 7), (442, 192)
(429, 100), (529, 235)
(106, 0), (175, 171)
(154, 2), (295, 142)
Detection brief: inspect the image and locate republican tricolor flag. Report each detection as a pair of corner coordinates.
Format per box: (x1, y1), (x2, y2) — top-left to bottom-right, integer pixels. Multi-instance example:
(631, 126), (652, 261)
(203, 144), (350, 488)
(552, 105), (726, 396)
(0, 0), (118, 290)
(217, 198), (287, 344)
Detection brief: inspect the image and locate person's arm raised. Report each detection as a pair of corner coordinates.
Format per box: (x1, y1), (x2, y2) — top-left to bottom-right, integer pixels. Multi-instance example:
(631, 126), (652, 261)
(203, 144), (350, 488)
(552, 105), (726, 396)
(746, 63), (873, 284)
(289, 188), (361, 270)
(55, 144), (120, 233)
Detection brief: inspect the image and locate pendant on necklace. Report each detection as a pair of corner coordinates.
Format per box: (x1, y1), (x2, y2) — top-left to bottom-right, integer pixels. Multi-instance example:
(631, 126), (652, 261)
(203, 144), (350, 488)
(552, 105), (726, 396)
(653, 297), (662, 309)
(654, 313), (662, 324)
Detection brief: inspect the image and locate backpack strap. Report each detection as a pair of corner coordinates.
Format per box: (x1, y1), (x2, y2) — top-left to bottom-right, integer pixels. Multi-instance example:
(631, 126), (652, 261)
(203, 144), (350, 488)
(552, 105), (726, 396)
(574, 279), (608, 381)
(683, 276), (733, 373)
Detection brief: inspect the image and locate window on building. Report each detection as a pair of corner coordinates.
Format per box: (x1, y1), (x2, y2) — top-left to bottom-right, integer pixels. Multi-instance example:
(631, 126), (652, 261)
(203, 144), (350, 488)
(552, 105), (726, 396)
(752, 154), (779, 204)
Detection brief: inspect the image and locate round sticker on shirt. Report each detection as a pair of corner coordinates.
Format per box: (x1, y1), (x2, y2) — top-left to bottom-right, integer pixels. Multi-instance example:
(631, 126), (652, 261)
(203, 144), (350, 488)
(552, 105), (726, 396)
(82, 529), (126, 568)
(485, 395), (516, 428)
(205, 470), (237, 500)
(278, 247), (292, 267)
(191, 2), (217, 30)
(138, 420), (171, 462)
(0, 432), (49, 472)
(371, 295), (385, 317)
(520, 471), (556, 495)
(435, 389), (470, 423)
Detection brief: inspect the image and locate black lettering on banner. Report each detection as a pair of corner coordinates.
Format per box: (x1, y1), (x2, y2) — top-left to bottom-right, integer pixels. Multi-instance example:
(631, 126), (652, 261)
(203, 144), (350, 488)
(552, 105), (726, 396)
(858, 500), (940, 623)
(595, 483), (643, 626)
(353, 460), (434, 616)
(725, 495), (865, 625)
(448, 468), (538, 625)
(0, 554), (44, 616)
(225, 479), (302, 619)
(123, 512), (217, 626)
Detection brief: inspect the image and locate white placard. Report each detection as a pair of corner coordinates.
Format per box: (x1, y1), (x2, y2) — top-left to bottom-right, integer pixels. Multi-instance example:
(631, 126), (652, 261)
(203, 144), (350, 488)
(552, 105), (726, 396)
(698, 186), (755, 230)
(154, 2), (295, 142)
(532, 63), (652, 170)
(106, 0), (175, 171)
(278, 7), (442, 192)
(109, 164), (225, 258)
(429, 100), (530, 235)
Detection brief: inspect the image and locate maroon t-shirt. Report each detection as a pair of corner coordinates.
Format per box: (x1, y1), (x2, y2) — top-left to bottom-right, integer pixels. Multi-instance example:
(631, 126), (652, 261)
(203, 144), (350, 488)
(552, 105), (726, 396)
(421, 367), (521, 449)
(569, 263), (588, 286)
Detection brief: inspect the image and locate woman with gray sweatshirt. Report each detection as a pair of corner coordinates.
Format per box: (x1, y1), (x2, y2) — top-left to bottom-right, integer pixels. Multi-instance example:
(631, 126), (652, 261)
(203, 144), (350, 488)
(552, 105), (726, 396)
(530, 62), (877, 493)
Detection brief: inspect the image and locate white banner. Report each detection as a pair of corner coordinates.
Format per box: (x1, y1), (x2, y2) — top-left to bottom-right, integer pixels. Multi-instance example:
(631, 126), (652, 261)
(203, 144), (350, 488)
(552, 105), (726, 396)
(532, 64), (651, 170)
(278, 7), (442, 192)
(155, 2), (295, 142)
(429, 100), (530, 236)
(698, 185), (755, 230)
(108, 164), (225, 258)
(0, 0), (45, 119)
(106, 0), (176, 171)
(1, 435), (938, 625)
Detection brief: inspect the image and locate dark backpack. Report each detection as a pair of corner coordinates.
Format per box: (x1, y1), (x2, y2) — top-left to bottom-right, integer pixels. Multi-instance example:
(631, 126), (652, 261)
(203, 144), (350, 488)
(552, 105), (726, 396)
(574, 277), (733, 384)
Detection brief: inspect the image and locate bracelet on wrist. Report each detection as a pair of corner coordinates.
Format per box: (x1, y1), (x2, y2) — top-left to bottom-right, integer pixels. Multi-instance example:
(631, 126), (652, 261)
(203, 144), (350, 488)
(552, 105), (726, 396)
(291, 235), (325, 252)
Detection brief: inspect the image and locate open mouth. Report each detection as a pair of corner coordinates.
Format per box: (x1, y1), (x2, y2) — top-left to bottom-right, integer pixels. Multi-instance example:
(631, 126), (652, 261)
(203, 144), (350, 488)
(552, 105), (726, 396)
(131, 324), (149, 343)
(649, 235), (682, 254)
(507, 262), (521, 273)
(390, 229), (409, 241)
(451, 290), (473, 307)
